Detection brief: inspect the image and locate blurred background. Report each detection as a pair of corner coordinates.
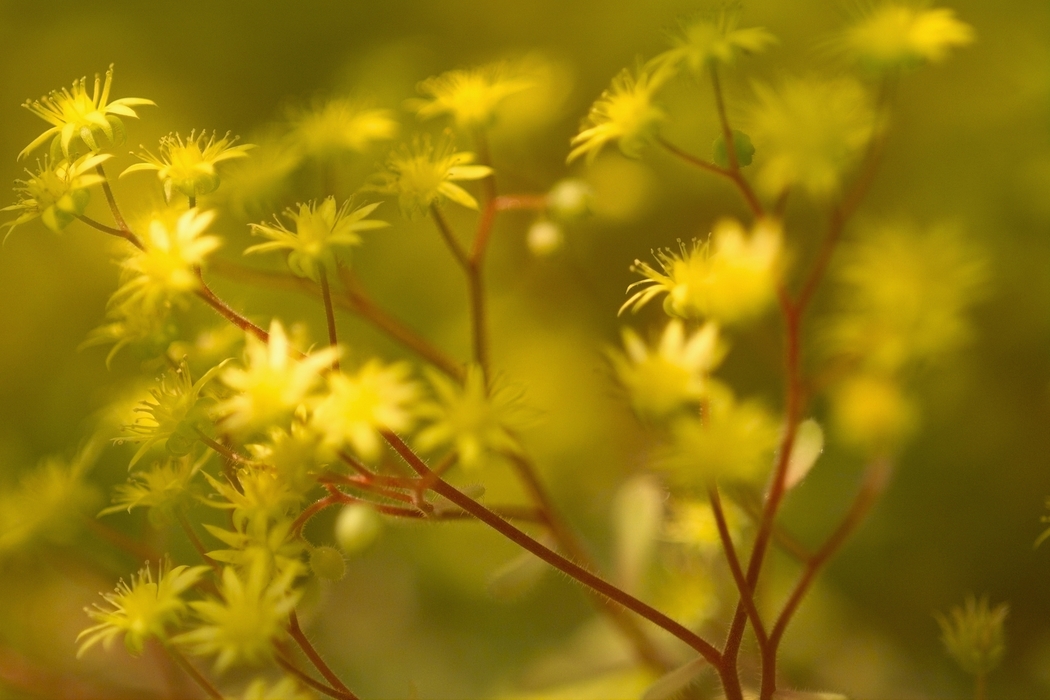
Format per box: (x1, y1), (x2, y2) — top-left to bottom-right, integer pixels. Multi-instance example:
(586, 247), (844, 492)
(0, 1), (1047, 698)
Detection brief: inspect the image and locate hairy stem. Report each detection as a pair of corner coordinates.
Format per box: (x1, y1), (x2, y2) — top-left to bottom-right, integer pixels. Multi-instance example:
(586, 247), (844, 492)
(430, 204), (470, 271)
(288, 611), (355, 698)
(708, 484), (767, 648)
(276, 653), (358, 700)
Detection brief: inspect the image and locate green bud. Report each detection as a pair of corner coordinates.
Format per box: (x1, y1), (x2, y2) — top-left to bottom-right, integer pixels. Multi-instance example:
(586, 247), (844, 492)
(309, 545), (347, 581)
(713, 130), (755, 168)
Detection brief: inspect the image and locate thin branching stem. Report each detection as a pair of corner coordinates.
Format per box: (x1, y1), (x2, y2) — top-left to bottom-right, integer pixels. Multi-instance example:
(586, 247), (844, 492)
(759, 458), (891, 700)
(708, 65), (765, 217)
(382, 431), (723, 667)
(175, 508), (221, 575)
(165, 645), (225, 700)
(288, 611), (356, 698)
(276, 653), (358, 700)
(430, 204), (470, 271)
(95, 163), (136, 237)
(75, 214), (144, 250)
(708, 484), (767, 647)
(318, 267), (341, 371)
(657, 137), (763, 217)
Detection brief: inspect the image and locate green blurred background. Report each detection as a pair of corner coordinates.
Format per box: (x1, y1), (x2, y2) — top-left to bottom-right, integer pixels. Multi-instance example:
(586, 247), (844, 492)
(0, 1), (1047, 698)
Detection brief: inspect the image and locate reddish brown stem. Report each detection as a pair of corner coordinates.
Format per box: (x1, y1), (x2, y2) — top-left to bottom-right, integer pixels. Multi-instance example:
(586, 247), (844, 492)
(383, 431), (723, 667)
(288, 611), (356, 698)
(657, 137), (763, 217)
(276, 653), (358, 700)
(75, 214), (145, 250)
(708, 484), (767, 648)
(165, 645), (225, 700)
(759, 459), (891, 700)
(175, 509), (221, 575)
(82, 516), (161, 562)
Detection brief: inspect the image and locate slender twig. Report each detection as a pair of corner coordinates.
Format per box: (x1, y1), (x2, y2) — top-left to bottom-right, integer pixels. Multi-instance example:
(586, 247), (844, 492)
(175, 509), (221, 574)
(708, 484), (767, 647)
(318, 267), (341, 371)
(759, 458), (891, 700)
(657, 137), (763, 217)
(212, 260), (465, 382)
(508, 452), (674, 672)
(75, 214), (145, 250)
(82, 516), (161, 562)
(95, 163), (136, 236)
(276, 653), (358, 700)
(429, 205), (470, 271)
(165, 645), (225, 700)
(288, 611), (355, 698)
(194, 427), (255, 466)
(382, 431), (723, 667)
(193, 269), (282, 350)
(708, 65), (765, 217)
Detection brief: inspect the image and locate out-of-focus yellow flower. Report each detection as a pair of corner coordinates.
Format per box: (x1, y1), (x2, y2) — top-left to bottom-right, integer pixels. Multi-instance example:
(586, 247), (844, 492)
(2, 153), (109, 236)
(624, 218), (782, 325)
(415, 365), (528, 469)
(246, 421), (323, 495)
(650, 9), (776, 75)
(217, 320), (338, 435)
(238, 677), (314, 700)
(246, 196), (388, 280)
(176, 558), (301, 672)
(0, 445), (101, 558)
(830, 373), (916, 450)
(113, 209), (221, 311)
(82, 293), (178, 367)
(100, 455), (204, 521)
(663, 498), (744, 551)
(750, 77), (876, 198)
(78, 561), (208, 657)
(19, 64), (154, 160)
(936, 595), (1008, 677)
(842, 3), (974, 72)
(825, 223), (987, 372)
(662, 387), (780, 486)
(372, 135), (492, 214)
(122, 131), (254, 201)
(609, 320), (725, 419)
(568, 67), (667, 164)
(287, 98), (397, 158)
(412, 63), (533, 129)
(311, 360), (419, 460)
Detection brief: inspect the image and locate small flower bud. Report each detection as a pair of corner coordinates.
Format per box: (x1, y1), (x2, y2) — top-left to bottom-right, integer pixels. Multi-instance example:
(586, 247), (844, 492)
(526, 220), (563, 256)
(309, 545), (347, 581)
(334, 503), (381, 555)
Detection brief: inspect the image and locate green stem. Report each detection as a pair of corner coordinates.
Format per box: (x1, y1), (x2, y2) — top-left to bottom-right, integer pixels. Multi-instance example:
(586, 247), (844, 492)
(318, 267), (341, 371)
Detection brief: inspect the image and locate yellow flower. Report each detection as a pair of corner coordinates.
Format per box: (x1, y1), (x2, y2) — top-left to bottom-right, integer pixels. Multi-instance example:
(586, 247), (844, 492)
(830, 373), (917, 450)
(750, 77), (876, 198)
(412, 64), (533, 129)
(2, 153), (110, 237)
(623, 218), (782, 324)
(245, 196), (388, 280)
(19, 64), (155, 161)
(78, 561), (209, 657)
(650, 9), (776, 75)
(176, 558), (301, 672)
(662, 387), (780, 486)
(842, 3), (974, 72)
(568, 67), (667, 164)
(824, 223), (987, 371)
(936, 596), (1008, 677)
(414, 365), (529, 469)
(372, 135), (492, 214)
(287, 98), (398, 158)
(82, 293), (178, 367)
(609, 320), (725, 419)
(217, 320), (338, 434)
(312, 360), (419, 460)
(122, 130), (254, 201)
(113, 209), (222, 312)
(100, 455), (204, 521)
(120, 359), (227, 467)
(238, 677), (314, 700)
